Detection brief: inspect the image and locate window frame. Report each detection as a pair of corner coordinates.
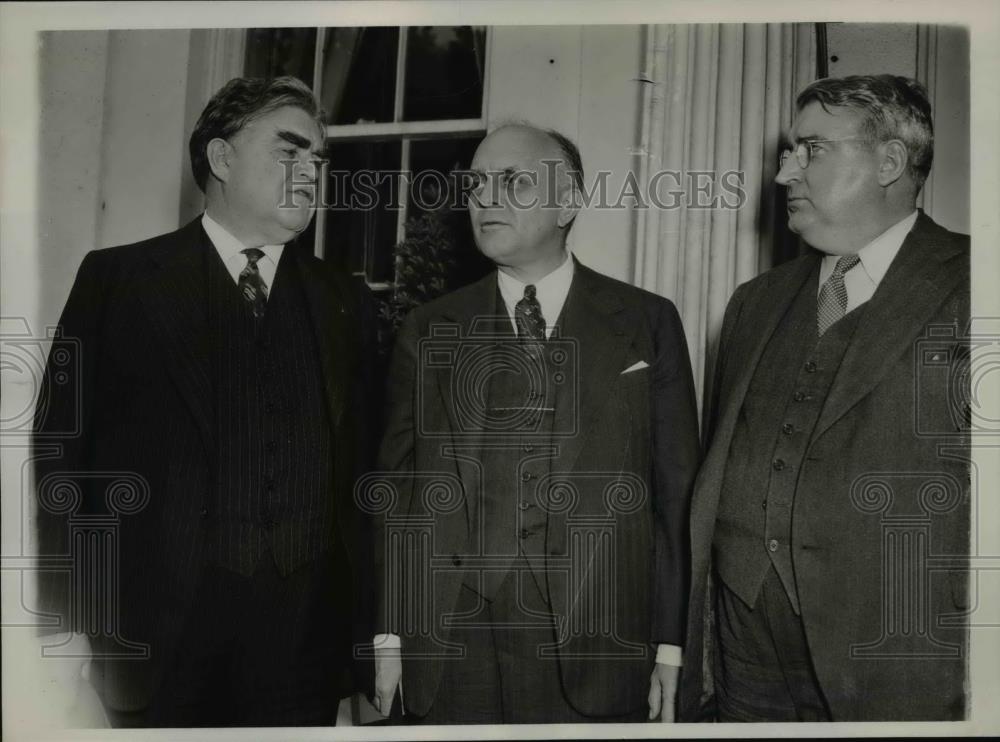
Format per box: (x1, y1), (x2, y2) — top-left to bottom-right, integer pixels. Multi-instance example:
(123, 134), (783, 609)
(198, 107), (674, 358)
(307, 26), (492, 289)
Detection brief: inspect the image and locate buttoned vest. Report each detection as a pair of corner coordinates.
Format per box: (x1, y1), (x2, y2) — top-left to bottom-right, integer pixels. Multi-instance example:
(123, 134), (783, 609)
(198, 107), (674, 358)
(207, 249), (336, 576)
(714, 265), (865, 612)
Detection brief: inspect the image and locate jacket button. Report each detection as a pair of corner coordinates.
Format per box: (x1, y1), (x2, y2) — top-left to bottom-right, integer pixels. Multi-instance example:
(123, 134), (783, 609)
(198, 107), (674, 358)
(804, 361), (817, 373)
(452, 555), (462, 566)
(772, 458), (786, 471)
(768, 539), (779, 552)
(200, 507), (209, 518)
(518, 501), (530, 511)
(521, 471), (534, 482)
(793, 391), (805, 402)
(761, 501), (767, 510)
(520, 528), (530, 539)
(781, 423), (794, 435)
(523, 444), (534, 453)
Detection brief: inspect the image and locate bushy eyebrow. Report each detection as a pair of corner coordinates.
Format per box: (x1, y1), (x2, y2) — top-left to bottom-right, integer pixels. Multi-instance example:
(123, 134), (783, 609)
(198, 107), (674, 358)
(469, 166), (526, 177)
(276, 129), (328, 159)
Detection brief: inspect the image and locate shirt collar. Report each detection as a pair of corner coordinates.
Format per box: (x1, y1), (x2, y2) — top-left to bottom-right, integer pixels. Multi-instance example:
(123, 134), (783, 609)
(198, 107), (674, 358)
(820, 210), (918, 288)
(496, 252), (575, 326)
(201, 212), (283, 265)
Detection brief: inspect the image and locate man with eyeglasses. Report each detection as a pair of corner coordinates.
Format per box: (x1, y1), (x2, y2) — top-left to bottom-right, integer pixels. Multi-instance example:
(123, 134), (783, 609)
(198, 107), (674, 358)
(370, 124), (700, 723)
(679, 75), (969, 721)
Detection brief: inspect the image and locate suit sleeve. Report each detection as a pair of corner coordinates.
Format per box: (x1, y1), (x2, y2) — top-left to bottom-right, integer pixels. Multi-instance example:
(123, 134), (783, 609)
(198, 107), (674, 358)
(33, 251), (108, 635)
(371, 310), (421, 636)
(650, 299), (701, 646)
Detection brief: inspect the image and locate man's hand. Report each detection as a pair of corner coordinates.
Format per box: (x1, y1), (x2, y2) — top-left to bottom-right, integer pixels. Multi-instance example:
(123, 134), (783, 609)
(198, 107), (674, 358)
(372, 645), (402, 717)
(647, 663), (680, 722)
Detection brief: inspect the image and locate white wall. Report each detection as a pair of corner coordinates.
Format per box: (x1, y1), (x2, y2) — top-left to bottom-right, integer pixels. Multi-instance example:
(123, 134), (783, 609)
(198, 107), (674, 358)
(37, 29), (194, 331)
(487, 25), (645, 282)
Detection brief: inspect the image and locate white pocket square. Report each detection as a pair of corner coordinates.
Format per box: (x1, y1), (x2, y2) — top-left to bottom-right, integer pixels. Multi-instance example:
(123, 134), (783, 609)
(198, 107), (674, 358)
(621, 360), (650, 374)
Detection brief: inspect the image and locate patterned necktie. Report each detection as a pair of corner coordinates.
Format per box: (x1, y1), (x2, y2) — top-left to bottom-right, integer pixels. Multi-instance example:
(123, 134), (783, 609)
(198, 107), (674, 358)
(817, 254), (861, 336)
(514, 284), (546, 341)
(239, 247), (268, 319)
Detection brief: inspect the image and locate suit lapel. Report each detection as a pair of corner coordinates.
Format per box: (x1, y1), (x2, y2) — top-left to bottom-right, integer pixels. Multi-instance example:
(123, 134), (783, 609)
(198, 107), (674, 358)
(553, 263), (636, 471)
(812, 215), (967, 439)
(713, 255), (819, 449)
(292, 246), (352, 430)
(138, 219), (214, 449)
(435, 272), (502, 446)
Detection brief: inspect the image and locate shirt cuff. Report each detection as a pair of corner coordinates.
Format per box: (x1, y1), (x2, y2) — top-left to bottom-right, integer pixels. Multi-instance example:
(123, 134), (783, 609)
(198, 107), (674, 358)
(655, 643), (683, 667)
(373, 633), (401, 649)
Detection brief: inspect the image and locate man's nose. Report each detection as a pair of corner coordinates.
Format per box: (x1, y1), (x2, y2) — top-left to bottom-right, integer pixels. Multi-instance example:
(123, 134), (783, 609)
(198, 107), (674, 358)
(296, 156), (319, 183)
(774, 155), (802, 186)
(475, 174), (505, 208)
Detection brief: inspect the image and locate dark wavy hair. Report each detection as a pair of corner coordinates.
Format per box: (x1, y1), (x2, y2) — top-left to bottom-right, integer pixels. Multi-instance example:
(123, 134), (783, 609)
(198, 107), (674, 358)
(796, 74), (934, 188)
(189, 76), (322, 192)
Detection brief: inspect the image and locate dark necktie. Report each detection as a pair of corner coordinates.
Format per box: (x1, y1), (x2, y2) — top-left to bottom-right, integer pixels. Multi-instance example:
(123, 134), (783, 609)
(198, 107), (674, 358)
(514, 284), (546, 341)
(239, 247), (268, 319)
(817, 254), (860, 336)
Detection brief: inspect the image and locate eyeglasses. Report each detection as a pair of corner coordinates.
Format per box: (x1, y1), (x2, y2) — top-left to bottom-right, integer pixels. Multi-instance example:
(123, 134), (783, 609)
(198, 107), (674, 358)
(778, 137), (866, 170)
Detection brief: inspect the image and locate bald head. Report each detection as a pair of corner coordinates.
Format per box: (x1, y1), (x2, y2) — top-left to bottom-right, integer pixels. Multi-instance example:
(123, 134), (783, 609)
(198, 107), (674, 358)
(468, 124), (583, 283)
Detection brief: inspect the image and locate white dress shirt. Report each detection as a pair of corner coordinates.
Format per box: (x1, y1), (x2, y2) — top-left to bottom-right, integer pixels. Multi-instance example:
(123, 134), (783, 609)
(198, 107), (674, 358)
(817, 210), (918, 311)
(202, 212), (284, 293)
(496, 251), (575, 337)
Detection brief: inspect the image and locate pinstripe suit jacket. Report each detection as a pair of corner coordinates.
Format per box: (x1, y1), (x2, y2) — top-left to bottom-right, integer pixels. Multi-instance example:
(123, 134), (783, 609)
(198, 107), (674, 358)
(33, 217), (378, 711)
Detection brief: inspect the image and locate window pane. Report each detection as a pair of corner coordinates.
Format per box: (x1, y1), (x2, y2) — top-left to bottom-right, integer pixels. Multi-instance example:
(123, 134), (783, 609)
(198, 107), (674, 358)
(322, 140), (402, 282)
(403, 27), (486, 121)
(244, 28), (317, 86)
(320, 28), (399, 125)
(403, 137), (492, 291)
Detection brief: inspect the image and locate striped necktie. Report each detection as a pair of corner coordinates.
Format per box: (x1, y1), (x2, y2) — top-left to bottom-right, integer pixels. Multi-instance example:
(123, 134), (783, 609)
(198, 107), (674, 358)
(239, 247), (268, 319)
(817, 254), (860, 336)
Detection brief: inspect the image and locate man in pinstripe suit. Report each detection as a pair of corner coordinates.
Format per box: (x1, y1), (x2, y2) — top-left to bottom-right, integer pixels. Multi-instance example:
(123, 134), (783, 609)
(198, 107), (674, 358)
(34, 77), (376, 727)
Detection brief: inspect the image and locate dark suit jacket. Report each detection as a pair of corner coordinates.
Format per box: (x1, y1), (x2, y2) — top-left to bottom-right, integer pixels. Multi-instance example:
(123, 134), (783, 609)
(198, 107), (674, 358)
(374, 259), (700, 718)
(33, 217), (378, 710)
(680, 212), (971, 721)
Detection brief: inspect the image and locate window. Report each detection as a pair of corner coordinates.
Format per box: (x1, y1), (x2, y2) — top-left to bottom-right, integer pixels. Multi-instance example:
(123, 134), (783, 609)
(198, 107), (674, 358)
(245, 26), (490, 290)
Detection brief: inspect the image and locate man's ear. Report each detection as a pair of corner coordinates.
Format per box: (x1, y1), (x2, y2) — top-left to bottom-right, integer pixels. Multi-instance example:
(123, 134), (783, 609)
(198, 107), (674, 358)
(206, 138), (233, 184)
(877, 139), (908, 187)
(556, 178), (581, 230)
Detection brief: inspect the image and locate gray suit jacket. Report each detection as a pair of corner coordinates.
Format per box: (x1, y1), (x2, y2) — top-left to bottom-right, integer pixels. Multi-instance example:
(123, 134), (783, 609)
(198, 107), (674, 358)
(680, 212), (971, 721)
(373, 260), (700, 717)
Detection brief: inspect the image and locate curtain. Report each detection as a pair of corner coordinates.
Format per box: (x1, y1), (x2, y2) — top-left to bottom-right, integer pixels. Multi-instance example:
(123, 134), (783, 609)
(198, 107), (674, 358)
(633, 24), (816, 420)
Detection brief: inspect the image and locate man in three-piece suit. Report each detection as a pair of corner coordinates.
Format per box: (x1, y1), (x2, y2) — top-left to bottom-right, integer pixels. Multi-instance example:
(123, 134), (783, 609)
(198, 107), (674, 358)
(679, 75), (970, 721)
(369, 124), (700, 724)
(34, 77), (376, 726)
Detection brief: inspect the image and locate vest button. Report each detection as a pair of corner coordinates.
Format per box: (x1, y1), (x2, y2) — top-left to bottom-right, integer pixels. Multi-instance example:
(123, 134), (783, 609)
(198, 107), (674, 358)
(761, 501), (767, 510)
(200, 506), (210, 518)
(772, 458), (786, 471)
(804, 361), (817, 373)
(521, 471), (535, 482)
(519, 528), (530, 539)
(781, 423), (794, 435)
(768, 538), (779, 552)
(265, 402), (276, 414)
(793, 391), (805, 402)
(451, 555), (462, 566)
(518, 501), (530, 511)
(266, 441), (277, 454)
